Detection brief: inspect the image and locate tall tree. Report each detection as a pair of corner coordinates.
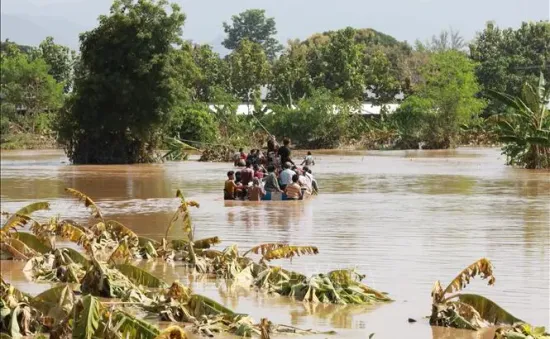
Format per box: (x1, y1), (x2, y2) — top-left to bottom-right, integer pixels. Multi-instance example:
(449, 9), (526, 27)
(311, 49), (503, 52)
(269, 39), (311, 106)
(227, 39), (270, 111)
(470, 21), (550, 115)
(190, 44), (230, 102)
(56, 0), (185, 164)
(222, 9), (282, 60)
(394, 51), (486, 148)
(310, 27), (365, 101)
(38, 37), (74, 92)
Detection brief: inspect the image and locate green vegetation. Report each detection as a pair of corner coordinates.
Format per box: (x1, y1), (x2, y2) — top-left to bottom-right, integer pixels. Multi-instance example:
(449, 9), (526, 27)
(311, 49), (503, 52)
(1, 0), (548, 168)
(0, 189), (384, 338)
(489, 73), (550, 169)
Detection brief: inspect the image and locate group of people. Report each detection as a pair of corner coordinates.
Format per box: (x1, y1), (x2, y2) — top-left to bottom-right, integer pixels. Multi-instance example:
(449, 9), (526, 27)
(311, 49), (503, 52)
(224, 137), (318, 201)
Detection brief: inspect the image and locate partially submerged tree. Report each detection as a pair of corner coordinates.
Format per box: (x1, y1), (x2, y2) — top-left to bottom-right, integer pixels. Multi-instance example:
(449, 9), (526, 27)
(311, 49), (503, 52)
(393, 50), (486, 148)
(56, 0), (185, 164)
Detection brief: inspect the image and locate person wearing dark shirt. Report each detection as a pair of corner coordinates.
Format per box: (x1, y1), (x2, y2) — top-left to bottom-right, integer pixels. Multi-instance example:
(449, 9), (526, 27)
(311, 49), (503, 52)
(278, 138), (294, 165)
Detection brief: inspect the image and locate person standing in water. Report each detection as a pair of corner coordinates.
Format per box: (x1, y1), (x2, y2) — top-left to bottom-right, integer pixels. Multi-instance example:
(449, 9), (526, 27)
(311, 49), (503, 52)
(301, 151), (315, 166)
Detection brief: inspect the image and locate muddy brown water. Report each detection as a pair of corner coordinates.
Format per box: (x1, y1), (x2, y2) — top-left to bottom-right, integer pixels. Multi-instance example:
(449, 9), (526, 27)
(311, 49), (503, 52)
(0, 148), (549, 339)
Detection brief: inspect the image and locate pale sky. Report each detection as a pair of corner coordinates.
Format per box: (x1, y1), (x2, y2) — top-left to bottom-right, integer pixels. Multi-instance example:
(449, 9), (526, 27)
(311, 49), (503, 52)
(1, 0), (549, 51)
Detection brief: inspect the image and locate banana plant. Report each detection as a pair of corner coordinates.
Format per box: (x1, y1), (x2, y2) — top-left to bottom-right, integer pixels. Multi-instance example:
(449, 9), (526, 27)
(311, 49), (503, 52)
(489, 72), (550, 169)
(430, 258), (549, 337)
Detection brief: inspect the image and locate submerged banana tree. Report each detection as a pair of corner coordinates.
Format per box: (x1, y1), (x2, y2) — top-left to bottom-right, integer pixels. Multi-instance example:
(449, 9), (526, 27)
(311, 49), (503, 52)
(430, 258), (549, 338)
(489, 73), (550, 169)
(0, 202), (50, 260)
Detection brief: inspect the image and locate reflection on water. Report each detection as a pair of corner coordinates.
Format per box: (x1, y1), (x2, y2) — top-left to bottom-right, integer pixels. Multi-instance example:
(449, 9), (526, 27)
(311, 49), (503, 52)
(1, 148), (549, 339)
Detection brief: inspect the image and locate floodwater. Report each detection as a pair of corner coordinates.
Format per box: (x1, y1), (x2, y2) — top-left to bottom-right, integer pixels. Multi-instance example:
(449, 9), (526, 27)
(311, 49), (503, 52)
(1, 148), (549, 339)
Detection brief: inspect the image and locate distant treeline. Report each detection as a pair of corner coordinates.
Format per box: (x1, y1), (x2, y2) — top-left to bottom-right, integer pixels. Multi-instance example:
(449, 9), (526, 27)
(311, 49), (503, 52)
(1, 1), (548, 167)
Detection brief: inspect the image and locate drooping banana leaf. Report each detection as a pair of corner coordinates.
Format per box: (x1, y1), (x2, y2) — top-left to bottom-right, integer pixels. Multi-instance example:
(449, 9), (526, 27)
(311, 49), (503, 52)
(105, 220), (138, 245)
(0, 243), (29, 261)
(442, 258), (495, 297)
(30, 285), (74, 322)
(244, 243), (287, 256)
(0, 215), (31, 237)
(12, 232), (51, 254)
(73, 294), (102, 339)
(110, 310), (160, 339)
(262, 245), (319, 261)
(188, 294), (238, 318)
(3, 238), (36, 259)
(115, 263), (168, 288)
(61, 247), (90, 269)
(457, 294), (523, 325)
(64, 188), (103, 220)
(14, 202), (50, 217)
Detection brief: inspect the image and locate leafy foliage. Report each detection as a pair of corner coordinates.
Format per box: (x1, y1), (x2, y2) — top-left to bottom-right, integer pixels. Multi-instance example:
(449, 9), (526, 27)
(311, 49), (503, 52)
(56, 0), (186, 164)
(393, 50), (486, 148)
(488, 73), (550, 169)
(222, 9), (283, 60)
(73, 295), (102, 339)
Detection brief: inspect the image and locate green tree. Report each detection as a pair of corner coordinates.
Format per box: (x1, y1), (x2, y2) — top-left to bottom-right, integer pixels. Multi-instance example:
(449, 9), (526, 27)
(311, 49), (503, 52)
(56, 0), (185, 164)
(227, 39), (270, 110)
(309, 27), (365, 101)
(168, 103), (219, 144)
(38, 37), (74, 92)
(470, 21), (550, 115)
(364, 48), (401, 104)
(489, 73), (550, 169)
(265, 89), (360, 148)
(190, 44), (230, 102)
(394, 51), (486, 148)
(222, 9), (282, 60)
(269, 39), (311, 106)
(0, 49), (63, 133)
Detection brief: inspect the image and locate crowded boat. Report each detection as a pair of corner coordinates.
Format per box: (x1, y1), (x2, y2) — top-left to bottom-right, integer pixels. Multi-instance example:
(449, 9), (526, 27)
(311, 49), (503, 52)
(224, 137), (318, 201)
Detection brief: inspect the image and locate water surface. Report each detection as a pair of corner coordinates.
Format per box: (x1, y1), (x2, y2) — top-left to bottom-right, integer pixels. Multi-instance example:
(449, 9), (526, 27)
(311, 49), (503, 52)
(1, 148), (548, 338)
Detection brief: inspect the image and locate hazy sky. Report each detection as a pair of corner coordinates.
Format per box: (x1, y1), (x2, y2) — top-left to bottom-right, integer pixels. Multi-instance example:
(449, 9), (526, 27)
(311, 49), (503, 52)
(1, 0), (549, 50)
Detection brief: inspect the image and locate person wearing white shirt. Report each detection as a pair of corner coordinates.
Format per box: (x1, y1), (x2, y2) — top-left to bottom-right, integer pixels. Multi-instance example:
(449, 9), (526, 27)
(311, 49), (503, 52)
(279, 162), (295, 189)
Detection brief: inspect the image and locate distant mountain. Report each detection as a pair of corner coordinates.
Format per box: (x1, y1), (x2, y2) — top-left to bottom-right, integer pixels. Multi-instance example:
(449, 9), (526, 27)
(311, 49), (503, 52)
(0, 13), (89, 49)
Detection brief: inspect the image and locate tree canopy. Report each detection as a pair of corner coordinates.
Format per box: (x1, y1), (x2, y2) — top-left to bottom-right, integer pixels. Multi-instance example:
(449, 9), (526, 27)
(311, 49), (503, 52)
(57, 0), (186, 164)
(222, 9), (283, 60)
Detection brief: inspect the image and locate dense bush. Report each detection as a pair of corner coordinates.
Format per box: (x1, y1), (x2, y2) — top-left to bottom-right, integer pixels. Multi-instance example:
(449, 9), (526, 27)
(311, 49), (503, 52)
(168, 103), (219, 144)
(265, 90), (363, 148)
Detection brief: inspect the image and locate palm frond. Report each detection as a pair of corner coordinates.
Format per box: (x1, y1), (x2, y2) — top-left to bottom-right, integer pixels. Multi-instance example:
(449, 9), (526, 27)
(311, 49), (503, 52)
(443, 258), (495, 296)
(65, 188), (103, 220)
(262, 245), (319, 261)
(115, 263), (168, 288)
